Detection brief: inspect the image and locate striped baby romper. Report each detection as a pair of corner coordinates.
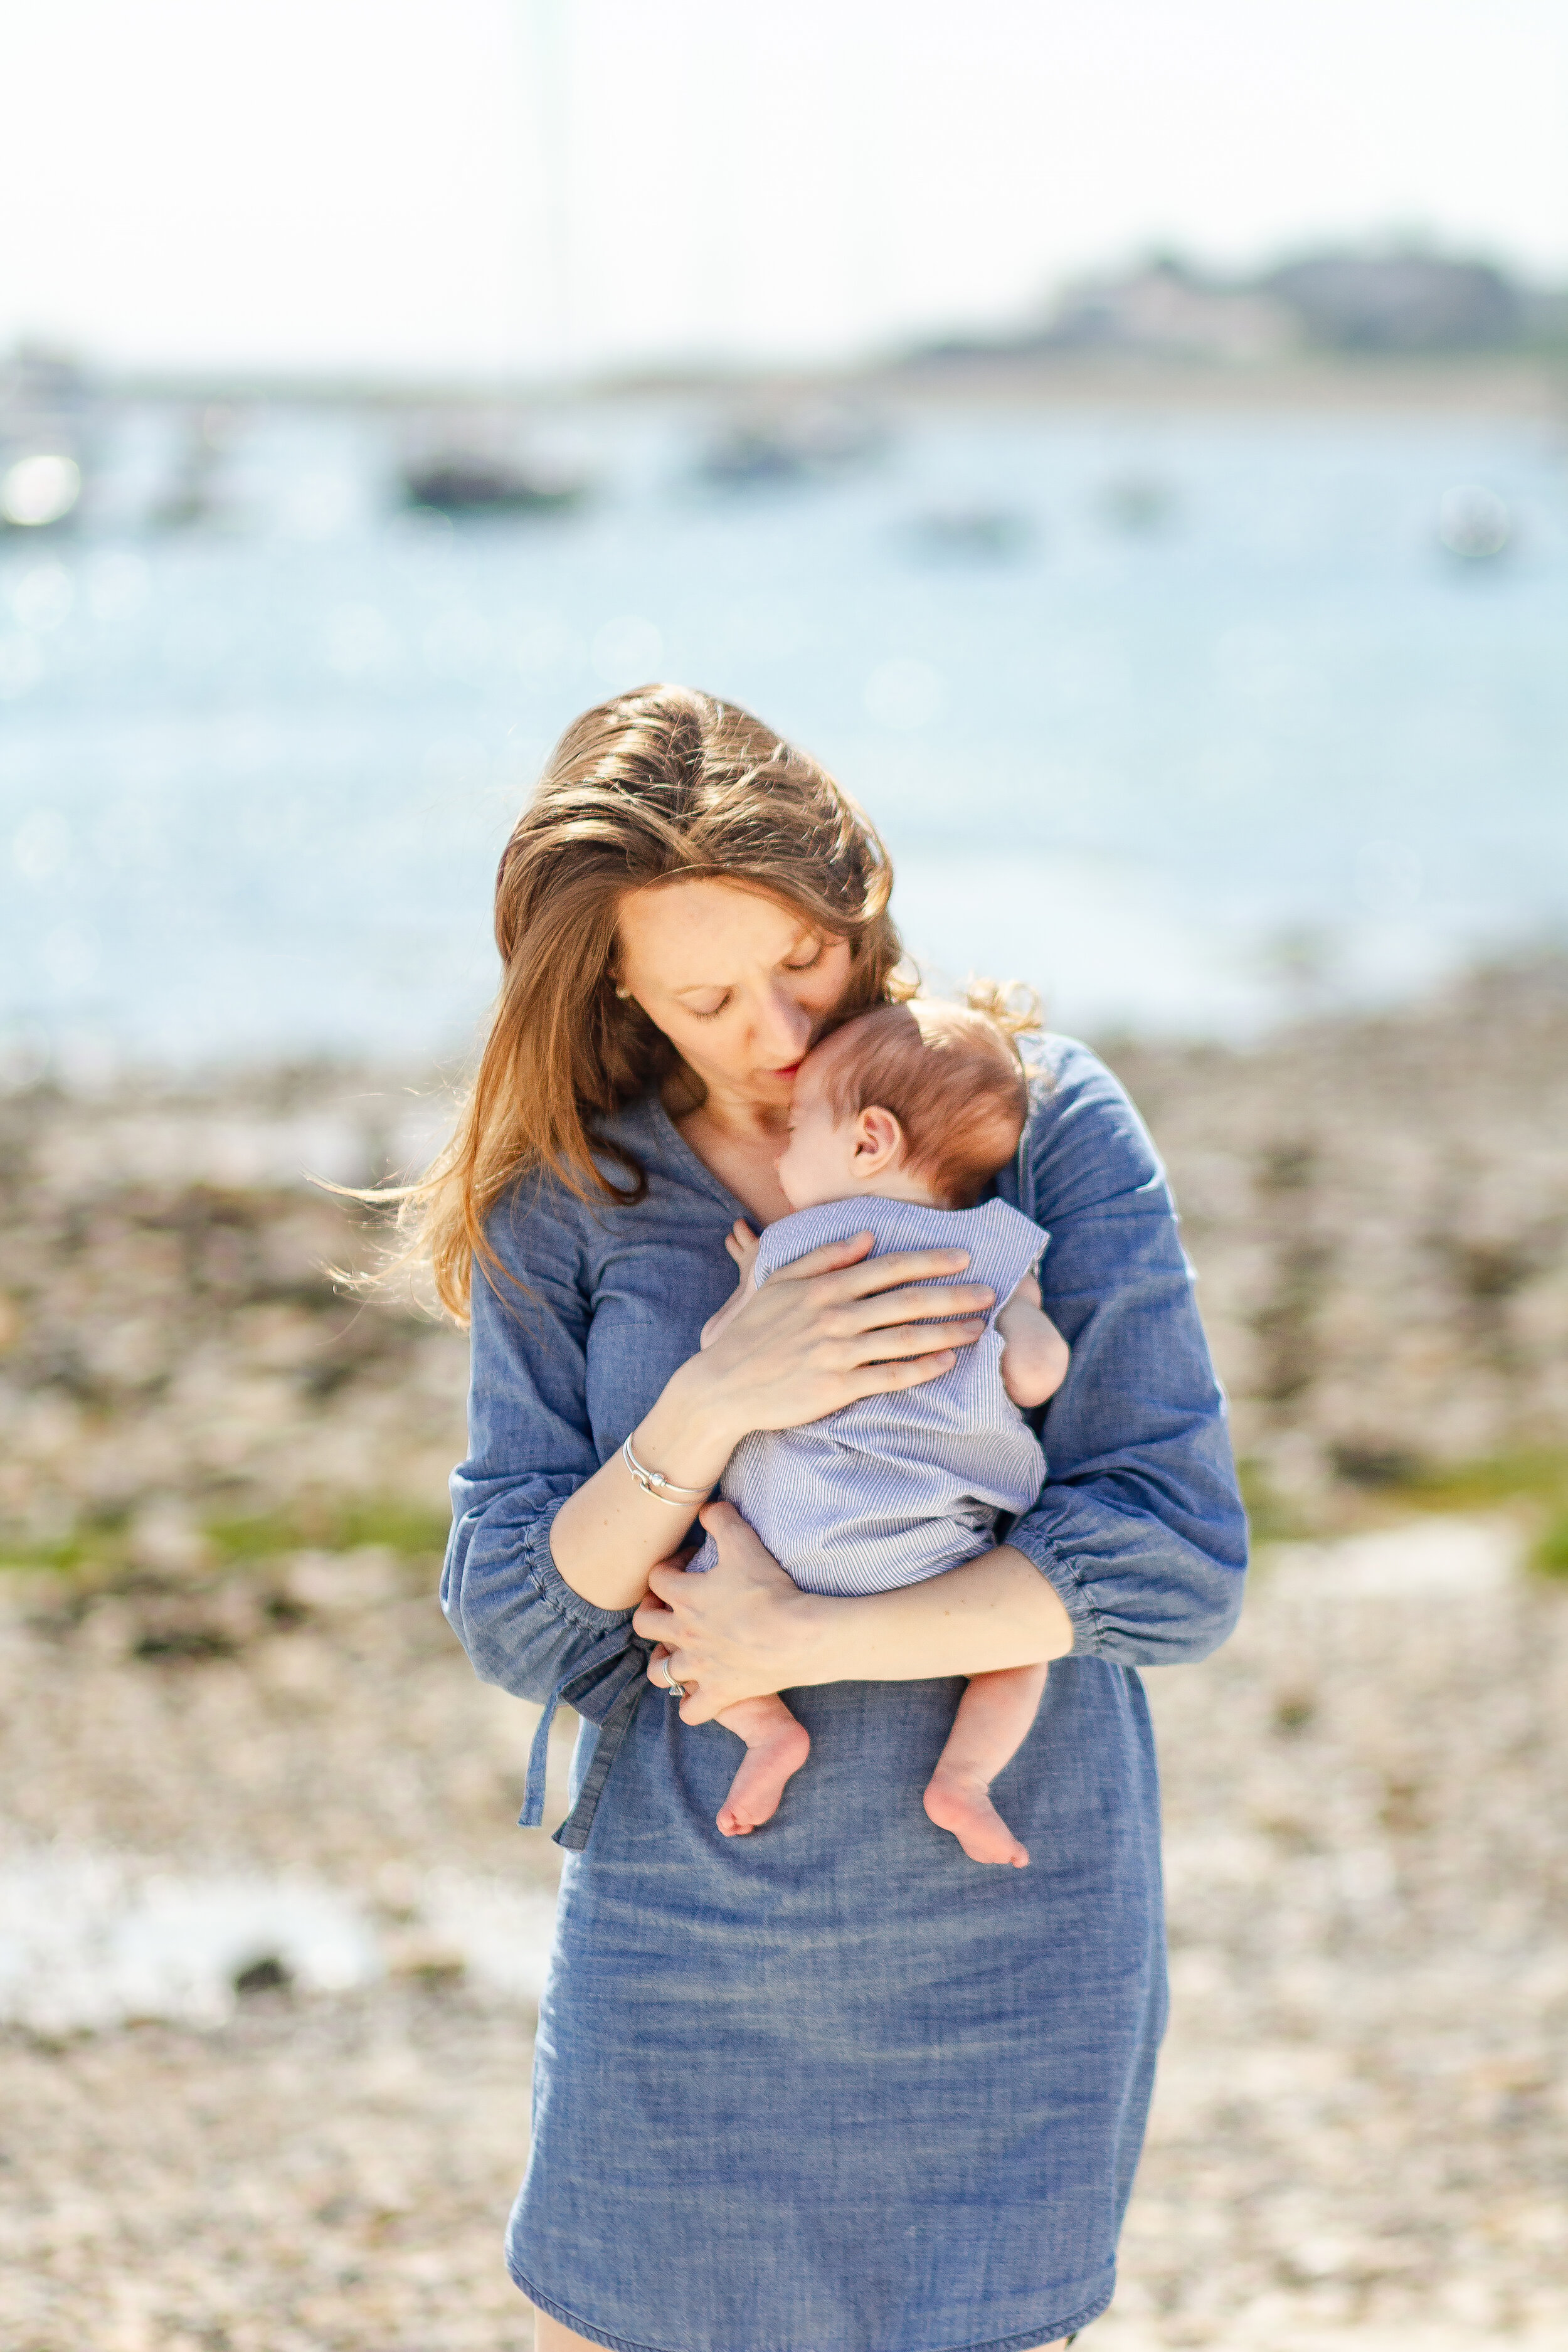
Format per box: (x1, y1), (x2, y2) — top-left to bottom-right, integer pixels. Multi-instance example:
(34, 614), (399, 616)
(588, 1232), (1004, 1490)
(689, 1194), (1050, 1593)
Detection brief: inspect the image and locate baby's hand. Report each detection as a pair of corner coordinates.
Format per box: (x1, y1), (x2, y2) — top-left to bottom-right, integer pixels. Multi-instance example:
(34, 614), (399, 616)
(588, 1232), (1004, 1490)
(996, 1274), (1070, 1409)
(700, 1221), (762, 1349)
(723, 1219), (761, 1284)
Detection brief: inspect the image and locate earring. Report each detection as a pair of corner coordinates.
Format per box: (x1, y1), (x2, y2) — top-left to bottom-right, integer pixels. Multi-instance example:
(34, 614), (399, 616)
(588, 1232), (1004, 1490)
(614, 985), (631, 1000)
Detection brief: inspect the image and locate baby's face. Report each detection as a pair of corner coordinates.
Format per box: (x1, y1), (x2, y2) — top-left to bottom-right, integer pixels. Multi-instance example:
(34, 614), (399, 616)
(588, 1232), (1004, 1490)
(773, 1041), (864, 1210)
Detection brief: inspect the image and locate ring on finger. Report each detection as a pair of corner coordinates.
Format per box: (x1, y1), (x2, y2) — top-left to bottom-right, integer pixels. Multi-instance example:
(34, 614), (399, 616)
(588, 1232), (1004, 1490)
(660, 1658), (687, 1700)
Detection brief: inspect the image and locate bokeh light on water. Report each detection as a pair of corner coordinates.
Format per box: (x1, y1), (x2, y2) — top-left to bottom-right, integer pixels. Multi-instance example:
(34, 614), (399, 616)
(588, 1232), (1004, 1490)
(2, 395), (1565, 1078)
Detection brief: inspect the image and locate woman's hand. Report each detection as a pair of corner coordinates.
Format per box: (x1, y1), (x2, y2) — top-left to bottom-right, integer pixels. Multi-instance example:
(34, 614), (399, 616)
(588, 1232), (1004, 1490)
(678, 1228), (996, 1456)
(551, 1234), (992, 1617)
(635, 1502), (1075, 1722)
(635, 1503), (829, 1720)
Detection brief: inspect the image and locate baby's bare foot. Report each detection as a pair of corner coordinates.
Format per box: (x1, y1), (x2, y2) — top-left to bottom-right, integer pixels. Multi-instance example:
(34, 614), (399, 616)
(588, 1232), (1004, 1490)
(717, 1716), (811, 1838)
(923, 1769), (1030, 1867)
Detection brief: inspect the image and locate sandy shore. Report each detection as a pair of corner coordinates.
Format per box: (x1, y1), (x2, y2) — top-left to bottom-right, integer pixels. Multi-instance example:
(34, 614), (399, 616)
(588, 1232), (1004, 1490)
(3, 1517), (1564, 2349)
(3, 958), (1567, 2347)
(876, 350), (1568, 421)
(3, 956), (1565, 1571)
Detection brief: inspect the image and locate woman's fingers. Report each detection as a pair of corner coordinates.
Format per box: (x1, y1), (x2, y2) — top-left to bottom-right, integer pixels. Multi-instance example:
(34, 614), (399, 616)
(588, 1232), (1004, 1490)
(834, 1246), (978, 1296)
(830, 1277), (995, 1329)
(851, 1348), (960, 1396)
(633, 1602), (675, 1653)
(645, 1641), (694, 1695)
(768, 1236), (977, 1295)
(644, 1557), (701, 1604)
(696, 1496), (774, 1553)
(770, 1232), (877, 1280)
(849, 1316), (985, 1363)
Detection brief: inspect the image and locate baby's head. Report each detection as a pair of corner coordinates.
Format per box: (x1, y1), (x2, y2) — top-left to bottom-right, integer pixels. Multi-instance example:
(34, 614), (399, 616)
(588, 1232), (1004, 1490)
(775, 1000), (1030, 1212)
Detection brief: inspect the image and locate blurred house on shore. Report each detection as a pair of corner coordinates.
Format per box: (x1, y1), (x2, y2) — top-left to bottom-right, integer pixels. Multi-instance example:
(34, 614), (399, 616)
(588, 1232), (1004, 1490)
(908, 243), (1566, 371)
(1259, 250), (1527, 352)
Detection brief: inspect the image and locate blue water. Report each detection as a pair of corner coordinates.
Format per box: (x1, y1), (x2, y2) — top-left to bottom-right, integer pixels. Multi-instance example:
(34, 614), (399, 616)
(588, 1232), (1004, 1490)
(3, 395), (1565, 1078)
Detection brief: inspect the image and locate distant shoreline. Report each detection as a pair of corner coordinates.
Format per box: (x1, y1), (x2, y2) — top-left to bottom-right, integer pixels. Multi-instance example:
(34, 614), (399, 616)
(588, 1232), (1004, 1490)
(871, 349), (1568, 419)
(91, 351), (1568, 422)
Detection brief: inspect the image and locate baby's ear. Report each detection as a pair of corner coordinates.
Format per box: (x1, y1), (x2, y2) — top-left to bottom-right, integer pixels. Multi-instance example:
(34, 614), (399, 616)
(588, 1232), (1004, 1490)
(856, 1105), (903, 1166)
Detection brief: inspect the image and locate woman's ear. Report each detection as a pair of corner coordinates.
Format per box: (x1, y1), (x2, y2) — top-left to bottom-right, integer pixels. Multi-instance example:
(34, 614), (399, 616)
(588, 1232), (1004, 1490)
(852, 1106), (903, 1172)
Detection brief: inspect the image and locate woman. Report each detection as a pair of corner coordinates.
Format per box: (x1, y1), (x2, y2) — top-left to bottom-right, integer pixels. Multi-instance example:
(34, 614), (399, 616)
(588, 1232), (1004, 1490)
(428, 685), (1246, 2352)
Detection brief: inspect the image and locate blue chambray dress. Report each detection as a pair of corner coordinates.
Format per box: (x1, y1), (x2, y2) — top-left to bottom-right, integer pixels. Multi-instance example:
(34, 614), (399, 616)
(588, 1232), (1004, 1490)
(442, 1037), (1247, 2352)
(688, 1196), (1049, 1594)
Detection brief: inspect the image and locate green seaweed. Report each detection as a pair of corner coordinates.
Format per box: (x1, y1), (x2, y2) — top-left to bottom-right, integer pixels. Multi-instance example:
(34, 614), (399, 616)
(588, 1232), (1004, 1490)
(1236, 1458), (1313, 1544)
(1377, 1449), (1568, 1581)
(1532, 1510), (1568, 1581)
(204, 1496), (452, 1562)
(0, 1494), (452, 1580)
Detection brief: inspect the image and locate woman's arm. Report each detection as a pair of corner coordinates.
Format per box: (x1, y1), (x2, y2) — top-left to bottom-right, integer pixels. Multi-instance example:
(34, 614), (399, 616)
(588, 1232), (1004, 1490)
(550, 1231), (999, 1611)
(633, 1503), (1071, 1720)
(443, 1213), (638, 1717)
(998, 1039), (1247, 1666)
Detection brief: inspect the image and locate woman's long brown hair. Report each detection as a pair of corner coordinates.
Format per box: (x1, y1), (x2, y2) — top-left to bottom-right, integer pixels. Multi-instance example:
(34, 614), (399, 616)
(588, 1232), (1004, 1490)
(395, 684), (911, 1320)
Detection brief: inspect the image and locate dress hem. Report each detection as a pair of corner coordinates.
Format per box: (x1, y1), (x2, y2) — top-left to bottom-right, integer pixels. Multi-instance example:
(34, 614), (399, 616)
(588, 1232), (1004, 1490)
(508, 2262), (1116, 2352)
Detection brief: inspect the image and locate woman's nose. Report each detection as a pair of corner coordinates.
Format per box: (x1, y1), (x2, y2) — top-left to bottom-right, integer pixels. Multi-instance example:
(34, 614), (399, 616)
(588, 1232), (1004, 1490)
(760, 986), (813, 1059)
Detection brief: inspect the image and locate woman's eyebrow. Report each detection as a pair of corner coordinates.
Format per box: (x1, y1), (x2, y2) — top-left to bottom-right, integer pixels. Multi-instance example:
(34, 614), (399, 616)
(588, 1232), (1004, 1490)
(666, 931), (816, 996)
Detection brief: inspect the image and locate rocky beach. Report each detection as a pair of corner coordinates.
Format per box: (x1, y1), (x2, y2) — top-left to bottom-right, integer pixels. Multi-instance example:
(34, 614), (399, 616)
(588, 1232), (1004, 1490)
(3, 956), (1566, 2350)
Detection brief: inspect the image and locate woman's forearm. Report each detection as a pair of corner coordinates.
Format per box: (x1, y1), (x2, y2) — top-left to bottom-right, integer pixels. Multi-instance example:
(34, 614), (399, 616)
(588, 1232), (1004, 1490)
(793, 1545), (1074, 1686)
(635, 1510), (1076, 1720)
(548, 1355), (740, 1611)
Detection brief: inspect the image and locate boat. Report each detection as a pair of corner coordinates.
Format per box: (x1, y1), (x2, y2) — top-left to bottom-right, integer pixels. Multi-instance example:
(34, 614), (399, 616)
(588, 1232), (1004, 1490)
(904, 503), (1032, 562)
(694, 403), (888, 490)
(400, 450), (590, 517)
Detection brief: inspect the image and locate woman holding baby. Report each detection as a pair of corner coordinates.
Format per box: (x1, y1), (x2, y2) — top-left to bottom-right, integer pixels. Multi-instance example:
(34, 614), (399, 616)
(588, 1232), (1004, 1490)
(425, 687), (1246, 2352)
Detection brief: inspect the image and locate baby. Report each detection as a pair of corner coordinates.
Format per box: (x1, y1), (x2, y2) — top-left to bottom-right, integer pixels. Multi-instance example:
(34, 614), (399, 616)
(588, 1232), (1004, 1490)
(690, 999), (1070, 1867)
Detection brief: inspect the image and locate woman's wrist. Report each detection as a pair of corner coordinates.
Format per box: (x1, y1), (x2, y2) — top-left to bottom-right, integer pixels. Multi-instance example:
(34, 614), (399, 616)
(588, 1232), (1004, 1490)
(640, 1354), (743, 1490)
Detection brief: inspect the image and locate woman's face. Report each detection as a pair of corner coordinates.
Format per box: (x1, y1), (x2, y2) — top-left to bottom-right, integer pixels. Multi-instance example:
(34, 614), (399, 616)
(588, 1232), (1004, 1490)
(616, 879), (854, 1110)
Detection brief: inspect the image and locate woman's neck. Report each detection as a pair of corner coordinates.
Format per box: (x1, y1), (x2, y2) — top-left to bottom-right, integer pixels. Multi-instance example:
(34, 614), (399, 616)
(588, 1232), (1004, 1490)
(665, 1069), (793, 1225)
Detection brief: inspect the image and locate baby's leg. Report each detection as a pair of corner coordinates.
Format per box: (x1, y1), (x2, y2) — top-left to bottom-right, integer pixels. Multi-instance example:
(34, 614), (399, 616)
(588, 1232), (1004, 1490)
(714, 1695), (811, 1838)
(923, 1663), (1051, 1868)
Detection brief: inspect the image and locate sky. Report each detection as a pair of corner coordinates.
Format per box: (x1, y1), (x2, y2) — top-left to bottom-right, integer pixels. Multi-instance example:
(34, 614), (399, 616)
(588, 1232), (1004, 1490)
(6, 0), (1567, 381)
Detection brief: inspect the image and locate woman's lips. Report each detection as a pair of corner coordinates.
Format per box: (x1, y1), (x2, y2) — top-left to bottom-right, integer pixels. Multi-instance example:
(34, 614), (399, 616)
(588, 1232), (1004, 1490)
(768, 1061), (803, 1081)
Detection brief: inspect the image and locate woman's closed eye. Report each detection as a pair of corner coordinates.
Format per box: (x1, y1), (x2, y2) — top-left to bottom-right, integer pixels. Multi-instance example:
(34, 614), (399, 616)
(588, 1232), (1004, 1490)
(685, 942), (825, 1020)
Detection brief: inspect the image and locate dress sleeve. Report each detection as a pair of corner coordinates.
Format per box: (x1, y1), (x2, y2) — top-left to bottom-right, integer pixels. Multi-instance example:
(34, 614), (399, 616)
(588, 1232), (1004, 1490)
(1004, 1041), (1248, 1666)
(440, 1182), (642, 1722)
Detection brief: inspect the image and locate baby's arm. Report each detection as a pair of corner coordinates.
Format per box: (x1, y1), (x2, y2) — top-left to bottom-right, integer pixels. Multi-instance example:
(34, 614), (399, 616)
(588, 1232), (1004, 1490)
(995, 1274), (1070, 1408)
(699, 1220), (761, 1348)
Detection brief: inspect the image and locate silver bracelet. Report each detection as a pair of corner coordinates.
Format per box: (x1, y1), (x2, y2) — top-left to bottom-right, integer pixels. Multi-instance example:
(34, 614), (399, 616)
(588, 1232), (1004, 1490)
(621, 1432), (712, 1509)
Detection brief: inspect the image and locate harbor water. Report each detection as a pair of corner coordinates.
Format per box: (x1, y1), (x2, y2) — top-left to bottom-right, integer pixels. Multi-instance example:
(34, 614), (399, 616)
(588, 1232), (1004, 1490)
(3, 395), (1565, 1077)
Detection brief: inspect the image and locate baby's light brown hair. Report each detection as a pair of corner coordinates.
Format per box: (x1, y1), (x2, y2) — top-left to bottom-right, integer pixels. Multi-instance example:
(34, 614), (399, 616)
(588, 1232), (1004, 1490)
(821, 997), (1034, 1209)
